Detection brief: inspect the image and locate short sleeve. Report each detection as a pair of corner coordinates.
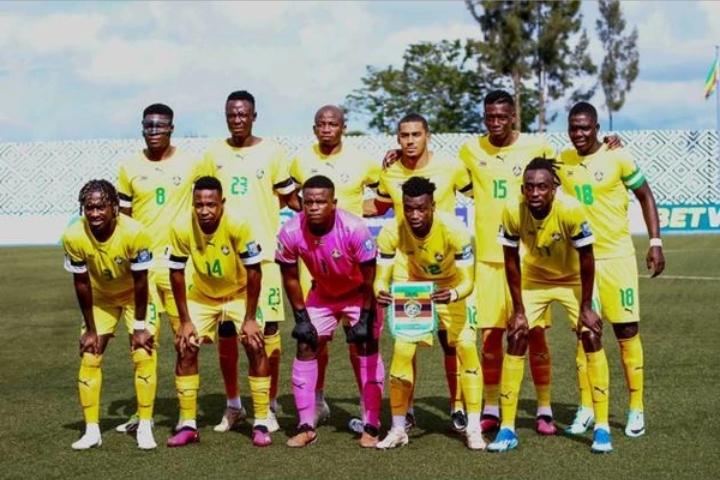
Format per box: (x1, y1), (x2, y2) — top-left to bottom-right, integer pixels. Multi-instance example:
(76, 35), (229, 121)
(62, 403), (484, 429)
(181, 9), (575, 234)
(168, 223), (190, 269)
(617, 149), (646, 191)
(364, 157), (381, 189)
(289, 156), (302, 184)
(449, 220), (474, 267)
(117, 163), (133, 209)
(376, 222), (398, 264)
(566, 204), (595, 249)
(62, 232), (87, 274)
(274, 225), (298, 265)
(129, 229), (154, 271)
(235, 221), (263, 266)
(375, 174), (393, 204)
(348, 223), (377, 264)
(498, 203), (520, 248)
(453, 163), (473, 196)
(270, 146), (296, 195)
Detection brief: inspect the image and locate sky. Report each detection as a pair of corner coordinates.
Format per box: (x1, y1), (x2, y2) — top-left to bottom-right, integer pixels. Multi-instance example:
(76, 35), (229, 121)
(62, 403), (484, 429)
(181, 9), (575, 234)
(0, 0), (718, 142)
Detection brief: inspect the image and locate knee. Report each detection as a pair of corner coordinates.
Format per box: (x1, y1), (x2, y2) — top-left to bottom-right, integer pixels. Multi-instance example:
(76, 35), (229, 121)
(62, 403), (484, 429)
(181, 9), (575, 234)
(613, 322), (638, 340)
(264, 321), (279, 336)
(218, 321), (237, 338)
(507, 329), (528, 351)
(296, 341), (316, 360)
(580, 331), (603, 353)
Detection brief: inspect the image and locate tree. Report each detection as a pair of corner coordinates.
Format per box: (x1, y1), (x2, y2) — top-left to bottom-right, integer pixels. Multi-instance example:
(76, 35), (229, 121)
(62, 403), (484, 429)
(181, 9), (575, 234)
(596, 0), (639, 130)
(466, 0), (596, 132)
(344, 39), (492, 134)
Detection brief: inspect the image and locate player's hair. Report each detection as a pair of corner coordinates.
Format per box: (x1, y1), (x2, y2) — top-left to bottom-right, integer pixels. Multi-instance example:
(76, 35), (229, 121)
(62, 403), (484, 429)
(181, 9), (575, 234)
(303, 175), (335, 193)
(78, 179), (119, 215)
(402, 176), (436, 198)
(398, 113), (429, 132)
(194, 176), (223, 195)
(484, 89), (515, 109)
(524, 157), (560, 186)
(226, 90), (256, 107)
(142, 103), (174, 120)
(568, 101), (598, 123)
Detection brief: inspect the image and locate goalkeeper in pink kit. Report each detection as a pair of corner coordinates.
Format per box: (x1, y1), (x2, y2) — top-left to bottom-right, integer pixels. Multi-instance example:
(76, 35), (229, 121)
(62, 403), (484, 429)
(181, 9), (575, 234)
(275, 175), (385, 448)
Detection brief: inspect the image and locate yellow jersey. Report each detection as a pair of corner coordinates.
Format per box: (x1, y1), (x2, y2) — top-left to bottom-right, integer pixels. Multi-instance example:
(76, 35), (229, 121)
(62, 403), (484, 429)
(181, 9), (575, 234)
(204, 139), (295, 261)
(289, 143), (380, 216)
(117, 148), (214, 269)
(557, 145), (645, 259)
(499, 192), (595, 286)
(168, 211), (263, 299)
(375, 212), (474, 298)
(458, 133), (555, 263)
(62, 215), (153, 304)
(376, 153), (472, 215)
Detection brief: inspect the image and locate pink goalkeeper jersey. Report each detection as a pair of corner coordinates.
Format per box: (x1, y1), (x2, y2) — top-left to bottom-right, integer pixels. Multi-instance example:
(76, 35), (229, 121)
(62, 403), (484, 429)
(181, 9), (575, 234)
(275, 208), (377, 298)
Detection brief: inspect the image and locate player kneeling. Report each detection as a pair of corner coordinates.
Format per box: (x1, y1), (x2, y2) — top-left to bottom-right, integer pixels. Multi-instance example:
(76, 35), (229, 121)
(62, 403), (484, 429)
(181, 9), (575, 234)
(276, 175), (385, 448)
(488, 158), (612, 454)
(63, 180), (158, 450)
(167, 176), (272, 447)
(374, 177), (485, 451)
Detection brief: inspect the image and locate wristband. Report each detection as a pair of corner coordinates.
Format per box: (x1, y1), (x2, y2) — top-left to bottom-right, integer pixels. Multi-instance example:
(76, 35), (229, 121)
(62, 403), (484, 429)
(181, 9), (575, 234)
(133, 320), (146, 331)
(649, 238), (663, 248)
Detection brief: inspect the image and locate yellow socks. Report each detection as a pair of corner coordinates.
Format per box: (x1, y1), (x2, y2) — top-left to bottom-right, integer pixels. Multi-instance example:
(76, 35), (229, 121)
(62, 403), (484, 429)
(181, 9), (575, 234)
(586, 349), (610, 427)
(78, 353), (103, 424)
(619, 334), (644, 411)
(175, 374), (199, 423)
(132, 349), (157, 421)
(248, 376), (271, 422)
(529, 334), (552, 412)
(456, 341), (483, 415)
(499, 354), (525, 429)
(389, 341), (416, 416)
(575, 341), (593, 410)
(481, 330), (503, 414)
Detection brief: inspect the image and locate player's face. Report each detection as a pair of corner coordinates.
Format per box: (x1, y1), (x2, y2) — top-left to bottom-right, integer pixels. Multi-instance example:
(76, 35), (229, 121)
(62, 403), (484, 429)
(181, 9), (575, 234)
(313, 111), (344, 148)
(403, 194), (434, 234)
(83, 191), (116, 232)
(484, 103), (515, 138)
(568, 113), (600, 155)
(193, 189), (224, 231)
(522, 169), (556, 215)
(303, 187), (336, 227)
(397, 121), (428, 159)
(225, 100), (256, 139)
(142, 113), (173, 150)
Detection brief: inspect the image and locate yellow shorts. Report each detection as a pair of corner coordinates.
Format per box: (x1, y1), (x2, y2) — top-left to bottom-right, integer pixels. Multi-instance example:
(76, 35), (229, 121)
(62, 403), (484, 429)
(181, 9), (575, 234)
(523, 281), (582, 330)
(258, 261), (285, 323)
(83, 301), (160, 337)
(473, 261), (513, 329)
(410, 299), (476, 347)
(187, 288), (265, 343)
(596, 256), (640, 324)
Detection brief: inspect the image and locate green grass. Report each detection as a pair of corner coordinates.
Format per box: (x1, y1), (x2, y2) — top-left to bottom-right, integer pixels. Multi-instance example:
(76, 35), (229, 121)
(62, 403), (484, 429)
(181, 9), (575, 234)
(1, 236), (719, 479)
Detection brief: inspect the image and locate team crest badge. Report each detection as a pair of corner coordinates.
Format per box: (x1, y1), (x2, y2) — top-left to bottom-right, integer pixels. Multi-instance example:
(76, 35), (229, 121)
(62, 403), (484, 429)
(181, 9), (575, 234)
(256, 169), (265, 179)
(594, 171), (604, 181)
(172, 176), (182, 186)
(246, 242), (260, 256)
(403, 299), (422, 318)
(434, 253), (444, 262)
(331, 248), (342, 259)
(221, 245), (230, 255)
(137, 249), (152, 263)
(363, 238), (375, 252)
(114, 256), (124, 265)
(513, 164), (522, 176)
(552, 232), (561, 242)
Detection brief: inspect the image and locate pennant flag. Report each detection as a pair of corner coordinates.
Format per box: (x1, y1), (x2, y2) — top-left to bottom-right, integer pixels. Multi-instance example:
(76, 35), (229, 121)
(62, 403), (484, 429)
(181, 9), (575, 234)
(704, 57), (719, 99)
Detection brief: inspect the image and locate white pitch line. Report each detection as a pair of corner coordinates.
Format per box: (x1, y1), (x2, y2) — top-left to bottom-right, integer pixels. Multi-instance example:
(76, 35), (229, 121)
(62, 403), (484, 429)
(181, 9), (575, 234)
(640, 274), (720, 281)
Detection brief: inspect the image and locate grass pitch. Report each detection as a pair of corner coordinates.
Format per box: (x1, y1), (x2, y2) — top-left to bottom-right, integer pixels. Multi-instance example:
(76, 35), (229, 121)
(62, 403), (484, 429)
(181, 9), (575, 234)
(1, 236), (718, 479)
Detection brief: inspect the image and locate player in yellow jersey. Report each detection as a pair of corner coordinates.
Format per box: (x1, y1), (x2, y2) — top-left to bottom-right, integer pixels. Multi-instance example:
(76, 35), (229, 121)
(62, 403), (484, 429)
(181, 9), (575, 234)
(374, 177), (484, 451)
(166, 176), (272, 447)
(488, 158), (613, 454)
(289, 104), (382, 426)
(62, 180), (157, 450)
(558, 102), (665, 438)
(368, 113), (474, 432)
(203, 90), (298, 433)
(116, 103), (214, 434)
(458, 90), (558, 434)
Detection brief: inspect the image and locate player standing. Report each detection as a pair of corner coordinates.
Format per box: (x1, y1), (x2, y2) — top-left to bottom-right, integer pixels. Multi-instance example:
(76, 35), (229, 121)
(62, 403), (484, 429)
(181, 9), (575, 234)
(289, 104), (381, 425)
(458, 90), (557, 434)
(276, 175), (385, 448)
(489, 158), (612, 454)
(62, 180), (157, 450)
(116, 103), (213, 433)
(558, 102), (664, 437)
(166, 176), (271, 447)
(203, 91), (297, 433)
(374, 177), (484, 450)
(367, 113), (474, 432)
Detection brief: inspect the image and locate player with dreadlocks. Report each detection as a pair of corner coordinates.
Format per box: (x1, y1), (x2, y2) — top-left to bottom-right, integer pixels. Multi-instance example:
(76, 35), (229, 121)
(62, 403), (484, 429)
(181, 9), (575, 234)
(62, 179), (158, 450)
(489, 157), (613, 453)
